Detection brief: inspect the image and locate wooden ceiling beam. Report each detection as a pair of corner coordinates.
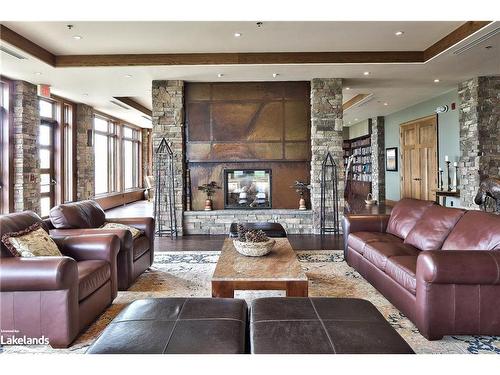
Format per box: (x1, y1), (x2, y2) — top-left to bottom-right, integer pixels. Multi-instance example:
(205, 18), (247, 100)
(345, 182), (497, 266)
(113, 97), (152, 116)
(343, 94), (370, 111)
(0, 24), (56, 66)
(1, 22), (493, 68)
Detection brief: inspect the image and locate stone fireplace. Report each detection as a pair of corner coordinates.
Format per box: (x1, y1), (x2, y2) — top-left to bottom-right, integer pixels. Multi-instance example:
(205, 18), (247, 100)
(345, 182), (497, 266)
(152, 79), (344, 235)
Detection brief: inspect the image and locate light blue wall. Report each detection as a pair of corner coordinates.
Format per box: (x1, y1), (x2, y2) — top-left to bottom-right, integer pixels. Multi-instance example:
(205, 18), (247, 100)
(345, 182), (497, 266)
(384, 89), (460, 205)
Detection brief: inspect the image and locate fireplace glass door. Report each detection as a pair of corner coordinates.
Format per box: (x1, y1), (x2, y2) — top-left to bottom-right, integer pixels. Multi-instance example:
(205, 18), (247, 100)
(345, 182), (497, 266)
(224, 169), (271, 209)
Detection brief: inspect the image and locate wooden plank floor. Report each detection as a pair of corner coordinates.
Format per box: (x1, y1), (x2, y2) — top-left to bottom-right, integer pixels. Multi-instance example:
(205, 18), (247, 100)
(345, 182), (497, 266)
(105, 201), (344, 251)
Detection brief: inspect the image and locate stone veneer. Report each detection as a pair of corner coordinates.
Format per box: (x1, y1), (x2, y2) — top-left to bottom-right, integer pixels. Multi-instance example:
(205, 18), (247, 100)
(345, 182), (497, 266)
(142, 128), (152, 178)
(76, 103), (95, 200)
(310, 78), (344, 234)
(152, 80), (185, 235)
(458, 76), (500, 210)
(184, 210), (313, 235)
(370, 116), (386, 203)
(12, 80), (40, 214)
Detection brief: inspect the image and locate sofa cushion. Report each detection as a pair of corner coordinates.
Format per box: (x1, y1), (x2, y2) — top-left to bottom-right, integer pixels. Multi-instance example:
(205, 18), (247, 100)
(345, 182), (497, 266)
(77, 260), (111, 301)
(404, 206), (466, 251)
(133, 236), (150, 260)
(363, 241), (419, 271)
(101, 222), (143, 239)
(385, 256), (417, 295)
(1, 223), (62, 258)
(49, 200), (106, 229)
(442, 211), (500, 251)
(386, 199), (435, 240)
(348, 232), (403, 255)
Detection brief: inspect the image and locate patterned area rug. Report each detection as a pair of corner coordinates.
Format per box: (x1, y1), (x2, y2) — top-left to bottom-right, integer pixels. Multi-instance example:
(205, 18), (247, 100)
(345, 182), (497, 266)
(2, 250), (499, 354)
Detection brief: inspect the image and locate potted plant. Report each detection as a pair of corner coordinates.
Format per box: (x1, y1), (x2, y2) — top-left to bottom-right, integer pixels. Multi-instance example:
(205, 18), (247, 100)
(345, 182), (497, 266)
(291, 180), (311, 210)
(197, 181), (221, 211)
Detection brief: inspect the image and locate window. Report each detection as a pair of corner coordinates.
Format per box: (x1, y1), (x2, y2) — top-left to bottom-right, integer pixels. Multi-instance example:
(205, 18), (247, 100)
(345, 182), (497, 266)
(94, 116), (117, 195)
(39, 99), (57, 217)
(122, 126), (141, 190)
(0, 78), (11, 214)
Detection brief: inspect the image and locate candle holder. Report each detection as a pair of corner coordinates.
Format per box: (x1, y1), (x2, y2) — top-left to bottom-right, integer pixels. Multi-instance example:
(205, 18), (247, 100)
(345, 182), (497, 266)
(446, 161), (451, 191)
(439, 170), (444, 191)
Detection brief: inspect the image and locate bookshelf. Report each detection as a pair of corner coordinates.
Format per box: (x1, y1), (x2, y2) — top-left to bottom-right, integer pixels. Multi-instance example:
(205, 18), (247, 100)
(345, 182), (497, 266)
(343, 134), (372, 198)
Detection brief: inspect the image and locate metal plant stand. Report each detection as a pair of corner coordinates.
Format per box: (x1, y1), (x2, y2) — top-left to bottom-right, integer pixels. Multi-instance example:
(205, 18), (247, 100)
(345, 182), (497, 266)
(153, 138), (178, 238)
(320, 152), (340, 235)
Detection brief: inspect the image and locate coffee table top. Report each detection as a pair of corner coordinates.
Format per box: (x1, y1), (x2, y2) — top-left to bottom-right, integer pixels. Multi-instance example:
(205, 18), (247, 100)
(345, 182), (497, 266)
(212, 238), (307, 282)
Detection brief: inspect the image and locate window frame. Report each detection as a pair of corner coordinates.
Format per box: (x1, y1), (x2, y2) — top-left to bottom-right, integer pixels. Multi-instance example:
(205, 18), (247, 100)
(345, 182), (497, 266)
(93, 115), (118, 196)
(0, 76), (14, 214)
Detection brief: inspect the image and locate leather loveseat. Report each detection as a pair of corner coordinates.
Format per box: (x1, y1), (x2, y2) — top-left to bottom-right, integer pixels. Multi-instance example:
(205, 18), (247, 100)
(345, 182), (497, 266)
(0, 211), (120, 348)
(343, 198), (500, 340)
(47, 200), (154, 290)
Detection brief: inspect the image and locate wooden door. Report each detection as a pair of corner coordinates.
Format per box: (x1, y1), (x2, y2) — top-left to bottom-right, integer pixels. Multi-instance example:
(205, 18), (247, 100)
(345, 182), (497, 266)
(400, 115), (438, 201)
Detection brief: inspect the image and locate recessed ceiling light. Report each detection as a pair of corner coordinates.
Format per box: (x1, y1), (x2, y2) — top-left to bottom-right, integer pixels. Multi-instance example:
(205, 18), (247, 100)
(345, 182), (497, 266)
(125, 74), (133, 78)
(383, 102), (388, 106)
(434, 79), (440, 83)
(395, 31), (404, 36)
(72, 35), (82, 40)
(272, 73), (279, 78)
(363, 71), (370, 76)
(234, 32), (242, 37)
(354, 118), (358, 121)
(217, 73), (224, 78)
(345, 87), (350, 90)
(34, 72), (42, 75)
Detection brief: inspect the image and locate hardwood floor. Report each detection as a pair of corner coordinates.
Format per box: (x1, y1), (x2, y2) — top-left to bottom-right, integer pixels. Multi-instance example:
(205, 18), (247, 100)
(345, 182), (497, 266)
(105, 200), (344, 251)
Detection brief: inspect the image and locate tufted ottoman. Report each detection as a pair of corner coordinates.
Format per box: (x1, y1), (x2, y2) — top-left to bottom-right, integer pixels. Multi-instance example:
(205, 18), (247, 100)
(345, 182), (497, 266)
(87, 298), (248, 354)
(250, 297), (414, 354)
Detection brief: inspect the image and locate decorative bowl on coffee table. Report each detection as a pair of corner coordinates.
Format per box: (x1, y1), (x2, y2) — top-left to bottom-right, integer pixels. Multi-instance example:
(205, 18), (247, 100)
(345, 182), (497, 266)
(233, 239), (276, 257)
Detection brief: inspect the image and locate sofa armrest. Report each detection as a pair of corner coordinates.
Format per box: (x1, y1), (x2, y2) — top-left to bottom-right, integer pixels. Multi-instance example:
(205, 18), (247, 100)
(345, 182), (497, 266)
(106, 217), (154, 240)
(417, 250), (500, 285)
(0, 256), (78, 292)
(51, 228), (133, 250)
(54, 234), (121, 299)
(342, 214), (390, 256)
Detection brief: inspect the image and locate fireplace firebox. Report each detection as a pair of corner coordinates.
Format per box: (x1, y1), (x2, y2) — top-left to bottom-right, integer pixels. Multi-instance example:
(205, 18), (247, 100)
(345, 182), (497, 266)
(224, 169), (272, 209)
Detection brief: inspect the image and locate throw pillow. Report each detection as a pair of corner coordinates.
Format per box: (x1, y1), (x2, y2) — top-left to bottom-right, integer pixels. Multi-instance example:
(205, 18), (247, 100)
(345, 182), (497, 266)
(101, 222), (143, 239)
(1, 223), (62, 257)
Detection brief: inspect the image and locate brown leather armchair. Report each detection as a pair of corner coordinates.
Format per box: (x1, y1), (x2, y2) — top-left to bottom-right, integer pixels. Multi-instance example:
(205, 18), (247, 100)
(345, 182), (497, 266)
(48, 200), (154, 290)
(0, 211), (120, 348)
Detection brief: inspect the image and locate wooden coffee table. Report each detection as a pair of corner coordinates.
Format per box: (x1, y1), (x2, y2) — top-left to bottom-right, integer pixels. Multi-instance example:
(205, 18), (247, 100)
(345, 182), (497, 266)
(212, 238), (308, 298)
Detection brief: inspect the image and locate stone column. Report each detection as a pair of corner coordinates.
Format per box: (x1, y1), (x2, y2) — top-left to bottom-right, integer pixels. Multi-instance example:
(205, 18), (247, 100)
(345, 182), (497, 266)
(142, 128), (152, 178)
(152, 80), (185, 235)
(370, 116), (386, 204)
(310, 78), (344, 234)
(12, 80), (40, 213)
(458, 76), (499, 210)
(75, 103), (95, 200)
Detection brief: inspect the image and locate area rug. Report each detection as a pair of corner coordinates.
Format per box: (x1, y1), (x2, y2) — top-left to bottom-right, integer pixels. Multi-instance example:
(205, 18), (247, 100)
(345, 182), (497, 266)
(2, 250), (499, 354)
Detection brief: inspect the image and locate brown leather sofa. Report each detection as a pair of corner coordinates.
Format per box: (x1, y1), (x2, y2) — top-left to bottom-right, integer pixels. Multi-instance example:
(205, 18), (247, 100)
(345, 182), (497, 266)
(47, 200), (154, 290)
(343, 198), (500, 340)
(0, 211), (120, 348)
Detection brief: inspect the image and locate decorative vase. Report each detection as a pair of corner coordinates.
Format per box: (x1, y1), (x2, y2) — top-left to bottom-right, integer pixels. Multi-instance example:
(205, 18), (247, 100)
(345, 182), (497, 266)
(298, 197), (307, 210)
(204, 199), (213, 211)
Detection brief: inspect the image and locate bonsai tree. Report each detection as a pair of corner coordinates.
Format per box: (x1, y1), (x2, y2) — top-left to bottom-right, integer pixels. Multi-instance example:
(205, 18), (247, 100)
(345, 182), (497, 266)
(291, 180), (311, 197)
(198, 181), (221, 199)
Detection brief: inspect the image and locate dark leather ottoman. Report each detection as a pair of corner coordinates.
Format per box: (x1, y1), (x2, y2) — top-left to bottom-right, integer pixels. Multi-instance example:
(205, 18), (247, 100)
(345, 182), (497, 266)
(229, 222), (287, 238)
(87, 298), (248, 354)
(250, 297), (414, 354)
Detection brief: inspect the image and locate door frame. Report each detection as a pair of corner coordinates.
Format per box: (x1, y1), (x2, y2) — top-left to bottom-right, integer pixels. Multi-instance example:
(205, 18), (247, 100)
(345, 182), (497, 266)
(399, 114), (439, 200)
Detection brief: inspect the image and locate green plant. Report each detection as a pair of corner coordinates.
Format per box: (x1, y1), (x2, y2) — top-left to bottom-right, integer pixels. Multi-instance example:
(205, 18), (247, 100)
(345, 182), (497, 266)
(197, 181), (221, 198)
(291, 180), (311, 197)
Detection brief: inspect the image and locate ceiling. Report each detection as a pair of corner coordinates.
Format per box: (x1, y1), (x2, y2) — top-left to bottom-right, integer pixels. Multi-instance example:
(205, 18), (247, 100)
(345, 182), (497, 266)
(1, 21), (499, 129)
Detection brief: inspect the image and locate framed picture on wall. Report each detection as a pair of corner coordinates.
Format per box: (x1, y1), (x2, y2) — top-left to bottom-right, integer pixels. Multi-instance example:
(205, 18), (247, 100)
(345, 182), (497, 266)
(386, 147), (398, 171)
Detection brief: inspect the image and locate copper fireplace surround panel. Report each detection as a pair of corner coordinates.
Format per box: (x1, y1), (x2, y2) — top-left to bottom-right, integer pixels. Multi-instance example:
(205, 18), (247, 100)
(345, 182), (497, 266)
(185, 82), (311, 210)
